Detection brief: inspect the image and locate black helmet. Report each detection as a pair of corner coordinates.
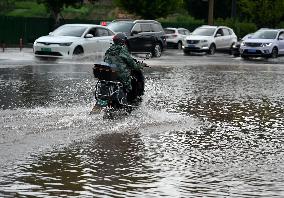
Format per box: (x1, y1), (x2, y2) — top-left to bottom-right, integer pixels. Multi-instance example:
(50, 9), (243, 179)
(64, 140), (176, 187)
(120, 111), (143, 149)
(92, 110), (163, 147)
(113, 33), (127, 45)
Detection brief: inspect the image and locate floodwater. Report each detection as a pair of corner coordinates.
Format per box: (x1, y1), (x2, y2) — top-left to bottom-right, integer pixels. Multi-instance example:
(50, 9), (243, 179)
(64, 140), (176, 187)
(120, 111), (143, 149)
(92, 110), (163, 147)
(0, 58), (284, 197)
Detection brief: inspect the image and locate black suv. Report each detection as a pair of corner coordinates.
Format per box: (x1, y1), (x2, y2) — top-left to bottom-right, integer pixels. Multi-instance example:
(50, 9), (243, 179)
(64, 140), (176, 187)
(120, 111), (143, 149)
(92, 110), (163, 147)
(107, 20), (167, 57)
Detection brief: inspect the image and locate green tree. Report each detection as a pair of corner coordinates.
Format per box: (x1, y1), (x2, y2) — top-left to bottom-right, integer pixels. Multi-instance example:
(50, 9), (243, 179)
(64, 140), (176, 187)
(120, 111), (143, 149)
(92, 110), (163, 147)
(184, 0), (233, 21)
(238, 0), (284, 27)
(0, 0), (16, 14)
(37, 0), (97, 27)
(114, 0), (183, 19)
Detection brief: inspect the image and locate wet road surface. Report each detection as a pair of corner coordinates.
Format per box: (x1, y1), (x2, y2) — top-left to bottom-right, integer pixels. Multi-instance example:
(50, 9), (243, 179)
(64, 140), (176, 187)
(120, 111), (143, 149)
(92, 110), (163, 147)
(0, 49), (284, 197)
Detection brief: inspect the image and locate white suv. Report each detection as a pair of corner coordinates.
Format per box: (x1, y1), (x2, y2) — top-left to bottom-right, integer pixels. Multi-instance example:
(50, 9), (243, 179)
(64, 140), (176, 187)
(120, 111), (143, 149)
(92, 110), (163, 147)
(240, 28), (284, 59)
(164, 28), (191, 49)
(183, 25), (237, 55)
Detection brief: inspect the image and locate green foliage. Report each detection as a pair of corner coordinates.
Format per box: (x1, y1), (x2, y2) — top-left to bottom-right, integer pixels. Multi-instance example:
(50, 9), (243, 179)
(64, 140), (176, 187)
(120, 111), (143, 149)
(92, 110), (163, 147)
(277, 21), (284, 29)
(0, 0), (16, 14)
(159, 14), (204, 32)
(215, 18), (257, 38)
(114, 0), (183, 19)
(238, 0), (284, 28)
(6, 1), (47, 17)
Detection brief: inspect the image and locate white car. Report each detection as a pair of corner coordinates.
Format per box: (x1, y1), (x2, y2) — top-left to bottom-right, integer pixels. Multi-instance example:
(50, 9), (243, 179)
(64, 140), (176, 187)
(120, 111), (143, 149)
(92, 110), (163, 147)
(33, 24), (114, 59)
(164, 27), (190, 49)
(240, 28), (284, 59)
(183, 25), (237, 55)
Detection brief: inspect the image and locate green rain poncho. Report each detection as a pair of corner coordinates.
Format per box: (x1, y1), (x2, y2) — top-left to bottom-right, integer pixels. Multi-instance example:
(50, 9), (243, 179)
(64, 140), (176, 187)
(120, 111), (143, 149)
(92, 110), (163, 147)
(104, 44), (142, 91)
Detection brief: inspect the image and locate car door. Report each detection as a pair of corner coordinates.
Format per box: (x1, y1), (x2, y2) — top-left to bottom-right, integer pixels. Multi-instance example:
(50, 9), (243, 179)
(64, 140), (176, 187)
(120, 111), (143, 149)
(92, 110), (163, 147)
(128, 23), (154, 52)
(214, 28), (225, 49)
(222, 28), (232, 49)
(95, 27), (114, 53)
(278, 31), (284, 54)
(83, 27), (101, 55)
(127, 23), (142, 52)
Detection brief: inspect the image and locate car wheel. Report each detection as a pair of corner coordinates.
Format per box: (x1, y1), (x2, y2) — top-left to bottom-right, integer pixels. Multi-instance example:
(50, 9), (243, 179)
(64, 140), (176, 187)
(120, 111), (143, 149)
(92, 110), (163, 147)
(152, 43), (162, 57)
(177, 41), (182, 50)
(73, 46), (84, 56)
(271, 47), (278, 58)
(207, 44), (216, 55)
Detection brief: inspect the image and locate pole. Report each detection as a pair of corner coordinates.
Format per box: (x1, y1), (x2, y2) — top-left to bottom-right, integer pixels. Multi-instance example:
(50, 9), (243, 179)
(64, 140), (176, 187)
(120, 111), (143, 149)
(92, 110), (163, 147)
(231, 0), (237, 18)
(208, 0), (214, 25)
(19, 38), (23, 51)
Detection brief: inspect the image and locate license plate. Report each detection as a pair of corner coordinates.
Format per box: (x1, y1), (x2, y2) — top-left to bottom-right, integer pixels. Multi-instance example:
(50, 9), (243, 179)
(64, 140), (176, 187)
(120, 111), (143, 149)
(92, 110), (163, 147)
(41, 48), (51, 52)
(248, 49), (256, 52)
(188, 44), (195, 47)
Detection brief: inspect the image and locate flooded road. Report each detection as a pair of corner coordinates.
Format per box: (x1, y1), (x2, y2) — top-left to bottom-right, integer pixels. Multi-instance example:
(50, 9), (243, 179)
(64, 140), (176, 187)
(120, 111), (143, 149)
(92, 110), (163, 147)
(0, 50), (284, 197)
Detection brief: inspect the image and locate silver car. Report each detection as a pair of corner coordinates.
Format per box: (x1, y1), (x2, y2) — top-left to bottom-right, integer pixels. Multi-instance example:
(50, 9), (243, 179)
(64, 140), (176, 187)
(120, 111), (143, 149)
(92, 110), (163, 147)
(240, 28), (284, 59)
(183, 25), (237, 55)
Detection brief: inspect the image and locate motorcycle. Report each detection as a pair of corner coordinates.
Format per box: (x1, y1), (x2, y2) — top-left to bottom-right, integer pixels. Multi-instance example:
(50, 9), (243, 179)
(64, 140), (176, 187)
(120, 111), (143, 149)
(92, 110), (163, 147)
(91, 60), (146, 115)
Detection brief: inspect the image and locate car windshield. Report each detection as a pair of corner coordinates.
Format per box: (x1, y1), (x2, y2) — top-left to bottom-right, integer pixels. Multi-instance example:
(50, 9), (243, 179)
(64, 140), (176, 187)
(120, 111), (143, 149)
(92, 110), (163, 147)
(251, 30), (278, 39)
(192, 27), (216, 36)
(165, 29), (175, 34)
(52, 25), (87, 37)
(107, 22), (134, 33)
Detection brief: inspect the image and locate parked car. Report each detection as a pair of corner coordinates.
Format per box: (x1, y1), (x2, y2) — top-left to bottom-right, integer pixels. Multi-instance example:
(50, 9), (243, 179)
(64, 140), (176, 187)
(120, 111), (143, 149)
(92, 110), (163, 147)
(107, 19), (167, 57)
(183, 25), (237, 55)
(240, 28), (284, 59)
(231, 33), (253, 57)
(164, 27), (190, 49)
(33, 24), (114, 59)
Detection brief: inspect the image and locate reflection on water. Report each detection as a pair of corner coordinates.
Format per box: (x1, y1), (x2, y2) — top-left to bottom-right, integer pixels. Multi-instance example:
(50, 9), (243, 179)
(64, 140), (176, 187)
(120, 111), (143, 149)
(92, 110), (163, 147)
(0, 63), (284, 197)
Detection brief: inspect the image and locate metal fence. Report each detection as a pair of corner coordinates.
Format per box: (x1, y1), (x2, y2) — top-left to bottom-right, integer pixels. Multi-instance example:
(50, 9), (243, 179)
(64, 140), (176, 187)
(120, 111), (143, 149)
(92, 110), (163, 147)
(0, 16), (100, 47)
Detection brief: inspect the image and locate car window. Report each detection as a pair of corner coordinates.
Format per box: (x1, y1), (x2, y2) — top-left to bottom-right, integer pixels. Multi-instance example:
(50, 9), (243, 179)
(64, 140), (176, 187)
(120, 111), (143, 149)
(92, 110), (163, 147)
(152, 23), (163, 32)
(96, 28), (109, 37)
(52, 25), (87, 37)
(278, 32), (284, 40)
(222, 28), (230, 36)
(87, 28), (97, 37)
(107, 22), (134, 33)
(132, 24), (142, 33)
(252, 30), (278, 39)
(108, 30), (115, 36)
(178, 30), (184, 35)
(185, 30), (190, 35)
(192, 27), (216, 36)
(141, 24), (152, 32)
(216, 28), (224, 36)
(165, 29), (175, 34)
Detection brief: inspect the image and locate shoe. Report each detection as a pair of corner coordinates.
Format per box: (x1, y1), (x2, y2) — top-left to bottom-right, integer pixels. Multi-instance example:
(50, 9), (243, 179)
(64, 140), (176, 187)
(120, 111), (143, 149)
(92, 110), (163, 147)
(90, 104), (102, 114)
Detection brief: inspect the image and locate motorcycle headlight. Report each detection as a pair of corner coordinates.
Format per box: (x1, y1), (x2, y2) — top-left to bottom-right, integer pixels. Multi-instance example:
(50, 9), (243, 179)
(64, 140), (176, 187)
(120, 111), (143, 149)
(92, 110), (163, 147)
(59, 42), (73, 46)
(261, 43), (272, 47)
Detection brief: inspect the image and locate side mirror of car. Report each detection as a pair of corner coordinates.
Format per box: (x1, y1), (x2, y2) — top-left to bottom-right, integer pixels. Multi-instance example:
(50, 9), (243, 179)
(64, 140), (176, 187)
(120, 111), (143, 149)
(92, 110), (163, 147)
(48, 32), (53, 36)
(85, 34), (94, 38)
(131, 31), (139, 36)
(215, 33), (222, 37)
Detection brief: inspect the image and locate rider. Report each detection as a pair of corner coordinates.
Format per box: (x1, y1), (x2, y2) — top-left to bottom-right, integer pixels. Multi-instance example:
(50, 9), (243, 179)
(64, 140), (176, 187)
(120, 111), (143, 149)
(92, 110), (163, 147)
(103, 32), (142, 92)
